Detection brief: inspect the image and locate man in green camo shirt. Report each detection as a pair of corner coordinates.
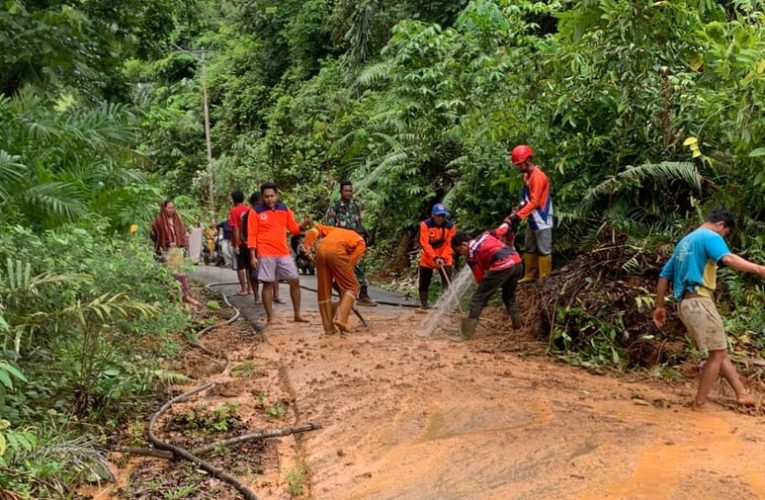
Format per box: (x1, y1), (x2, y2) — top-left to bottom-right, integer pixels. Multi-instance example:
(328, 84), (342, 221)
(324, 180), (377, 306)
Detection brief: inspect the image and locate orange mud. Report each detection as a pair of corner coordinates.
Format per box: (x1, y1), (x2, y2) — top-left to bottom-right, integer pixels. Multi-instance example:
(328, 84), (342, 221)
(93, 297), (765, 499)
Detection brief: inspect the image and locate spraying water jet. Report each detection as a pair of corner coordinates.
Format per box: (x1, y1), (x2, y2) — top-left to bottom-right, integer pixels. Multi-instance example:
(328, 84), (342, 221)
(418, 266), (474, 336)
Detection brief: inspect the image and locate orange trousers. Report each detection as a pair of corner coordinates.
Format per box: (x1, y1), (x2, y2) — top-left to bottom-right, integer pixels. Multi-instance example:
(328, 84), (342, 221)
(316, 249), (360, 302)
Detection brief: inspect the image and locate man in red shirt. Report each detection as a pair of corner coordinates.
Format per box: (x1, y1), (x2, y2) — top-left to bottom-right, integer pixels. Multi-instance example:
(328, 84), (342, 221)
(247, 182), (308, 325)
(418, 203), (456, 309)
(229, 190), (251, 296)
(451, 219), (523, 340)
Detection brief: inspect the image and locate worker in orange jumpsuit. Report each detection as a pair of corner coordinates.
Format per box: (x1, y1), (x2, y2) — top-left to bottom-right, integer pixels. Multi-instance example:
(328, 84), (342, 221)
(418, 203), (456, 309)
(301, 224), (366, 334)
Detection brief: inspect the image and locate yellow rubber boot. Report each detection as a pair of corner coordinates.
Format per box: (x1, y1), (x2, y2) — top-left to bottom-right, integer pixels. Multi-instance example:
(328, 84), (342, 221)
(538, 254), (552, 279)
(333, 292), (356, 333)
(519, 253), (538, 283)
(318, 300), (337, 335)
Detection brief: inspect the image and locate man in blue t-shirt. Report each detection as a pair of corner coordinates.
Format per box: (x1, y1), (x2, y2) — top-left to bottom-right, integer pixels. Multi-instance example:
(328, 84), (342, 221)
(653, 209), (764, 410)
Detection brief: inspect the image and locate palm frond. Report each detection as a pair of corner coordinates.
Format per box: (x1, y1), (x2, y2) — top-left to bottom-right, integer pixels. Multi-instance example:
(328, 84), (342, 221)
(354, 60), (394, 88)
(0, 151), (27, 203)
(577, 162), (702, 217)
(21, 182), (86, 220)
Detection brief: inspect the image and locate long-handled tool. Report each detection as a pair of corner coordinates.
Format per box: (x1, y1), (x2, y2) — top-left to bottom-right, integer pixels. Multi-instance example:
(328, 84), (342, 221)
(351, 304), (368, 328)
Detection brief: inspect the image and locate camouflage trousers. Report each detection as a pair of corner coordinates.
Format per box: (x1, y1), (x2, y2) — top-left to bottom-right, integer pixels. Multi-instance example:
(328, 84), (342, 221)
(354, 259), (368, 288)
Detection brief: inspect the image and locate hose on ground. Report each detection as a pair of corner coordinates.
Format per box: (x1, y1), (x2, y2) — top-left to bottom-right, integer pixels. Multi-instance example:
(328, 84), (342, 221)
(204, 280), (420, 308)
(147, 383), (259, 500)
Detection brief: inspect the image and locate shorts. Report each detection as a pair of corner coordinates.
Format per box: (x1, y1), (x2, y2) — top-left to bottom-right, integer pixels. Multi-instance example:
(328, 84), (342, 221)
(257, 256), (299, 283)
(524, 227), (552, 256)
(679, 297), (727, 352)
(236, 244), (250, 270)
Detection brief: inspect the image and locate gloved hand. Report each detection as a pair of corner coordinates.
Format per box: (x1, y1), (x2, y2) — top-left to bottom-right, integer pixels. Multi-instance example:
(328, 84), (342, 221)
(505, 214), (521, 226)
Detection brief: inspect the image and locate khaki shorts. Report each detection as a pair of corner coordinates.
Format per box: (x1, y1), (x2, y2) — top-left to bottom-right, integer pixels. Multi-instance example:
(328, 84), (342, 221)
(678, 297), (727, 352)
(257, 256), (299, 283)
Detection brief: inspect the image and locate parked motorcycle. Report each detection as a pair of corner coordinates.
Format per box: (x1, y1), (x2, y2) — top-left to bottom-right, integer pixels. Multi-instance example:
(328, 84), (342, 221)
(202, 227), (226, 266)
(291, 234), (315, 275)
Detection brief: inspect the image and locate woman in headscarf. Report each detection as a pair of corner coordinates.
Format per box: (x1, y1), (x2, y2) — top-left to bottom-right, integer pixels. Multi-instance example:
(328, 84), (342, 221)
(150, 198), (200, 306)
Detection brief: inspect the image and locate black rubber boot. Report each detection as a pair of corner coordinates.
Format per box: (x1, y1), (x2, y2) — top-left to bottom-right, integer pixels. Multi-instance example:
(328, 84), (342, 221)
(506, 302), (522, 329)
(419, 291), (430, 310)
(357, 285), (378, 306)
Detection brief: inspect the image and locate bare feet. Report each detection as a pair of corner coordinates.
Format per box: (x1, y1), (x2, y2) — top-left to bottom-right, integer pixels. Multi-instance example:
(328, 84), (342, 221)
(692, 401), (719, 412)
(274, 297), (287, 304)
(737, 394), (756, 407)
(236, 290), (250, 296)
(293, 316), (310, 323)
(183, 296), (201, 306)
(253, 296), (261, 304)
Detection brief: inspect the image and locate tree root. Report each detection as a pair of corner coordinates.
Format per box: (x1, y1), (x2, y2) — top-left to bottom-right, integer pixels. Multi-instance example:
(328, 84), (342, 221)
(147, 383), (259, 500)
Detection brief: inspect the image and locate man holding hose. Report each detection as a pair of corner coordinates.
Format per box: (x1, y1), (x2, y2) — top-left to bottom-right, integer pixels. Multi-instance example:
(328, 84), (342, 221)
(451, 218), (524, 341)
(418, 203), (456, 310)
(301, 224), (366, 335)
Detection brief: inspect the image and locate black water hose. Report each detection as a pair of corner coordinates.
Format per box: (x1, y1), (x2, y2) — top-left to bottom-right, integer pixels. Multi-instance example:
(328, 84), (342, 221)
(203, 281), (420, 308)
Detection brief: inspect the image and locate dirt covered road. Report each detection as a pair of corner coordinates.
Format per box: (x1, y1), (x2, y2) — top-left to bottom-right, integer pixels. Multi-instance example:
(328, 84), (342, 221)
(264, 307), (765, 499)
(101, 268), (765, 499)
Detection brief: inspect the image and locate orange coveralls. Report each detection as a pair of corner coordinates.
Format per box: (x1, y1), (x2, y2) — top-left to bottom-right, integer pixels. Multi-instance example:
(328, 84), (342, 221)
(302, 224), (366, 301)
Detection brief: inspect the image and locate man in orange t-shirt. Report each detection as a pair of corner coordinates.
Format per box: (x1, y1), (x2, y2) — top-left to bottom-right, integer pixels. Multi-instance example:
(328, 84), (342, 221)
(301, 224), (366, 334)
(418, 203), (456, 309)
(247, 182), (308, 325)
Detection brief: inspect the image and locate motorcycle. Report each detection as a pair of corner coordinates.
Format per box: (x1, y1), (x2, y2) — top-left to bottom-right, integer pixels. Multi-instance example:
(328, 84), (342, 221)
(202, 227), (226, 266)
(291, 234), (315, 275)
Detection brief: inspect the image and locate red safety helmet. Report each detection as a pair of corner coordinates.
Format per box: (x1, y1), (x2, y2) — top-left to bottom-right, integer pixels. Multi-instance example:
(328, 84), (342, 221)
(510, 145), (534, 165)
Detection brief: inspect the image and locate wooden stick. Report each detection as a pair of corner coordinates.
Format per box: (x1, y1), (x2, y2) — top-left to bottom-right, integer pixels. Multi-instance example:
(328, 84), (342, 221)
(110, 446), (175, 460)
(114, 423), (322, 459)
(192, 422), (322, 455)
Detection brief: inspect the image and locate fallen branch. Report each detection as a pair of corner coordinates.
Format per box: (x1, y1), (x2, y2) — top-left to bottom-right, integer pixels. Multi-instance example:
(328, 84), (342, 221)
(110, 446), (175, 460)
(148, 383), (258, 500)
(193, 423), (322, 455)
(112, 422), (322, 459)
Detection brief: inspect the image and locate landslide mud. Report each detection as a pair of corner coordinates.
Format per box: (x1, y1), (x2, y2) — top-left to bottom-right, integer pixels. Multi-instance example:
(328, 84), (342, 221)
(91, 274), (765, 499)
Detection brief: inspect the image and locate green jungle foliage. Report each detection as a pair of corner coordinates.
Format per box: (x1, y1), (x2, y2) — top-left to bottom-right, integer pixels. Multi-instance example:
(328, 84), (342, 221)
(136, 0), (765, 347)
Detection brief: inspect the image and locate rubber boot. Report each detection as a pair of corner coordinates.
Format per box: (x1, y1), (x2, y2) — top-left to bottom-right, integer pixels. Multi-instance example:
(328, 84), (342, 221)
(334, 292), (356, 333)
(457, 317), (478, 341)
(318, 300), (337, 335)
(419, 291), (430, 310)
(506, 302), (522, 329)
(519, 253), (538, 283)
(538, 254), (552, 279)
(357, 285), (377, 307)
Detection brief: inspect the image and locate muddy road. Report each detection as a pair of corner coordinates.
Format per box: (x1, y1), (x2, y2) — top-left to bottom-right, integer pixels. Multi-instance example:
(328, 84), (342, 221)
(100, 267), (765, 499)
